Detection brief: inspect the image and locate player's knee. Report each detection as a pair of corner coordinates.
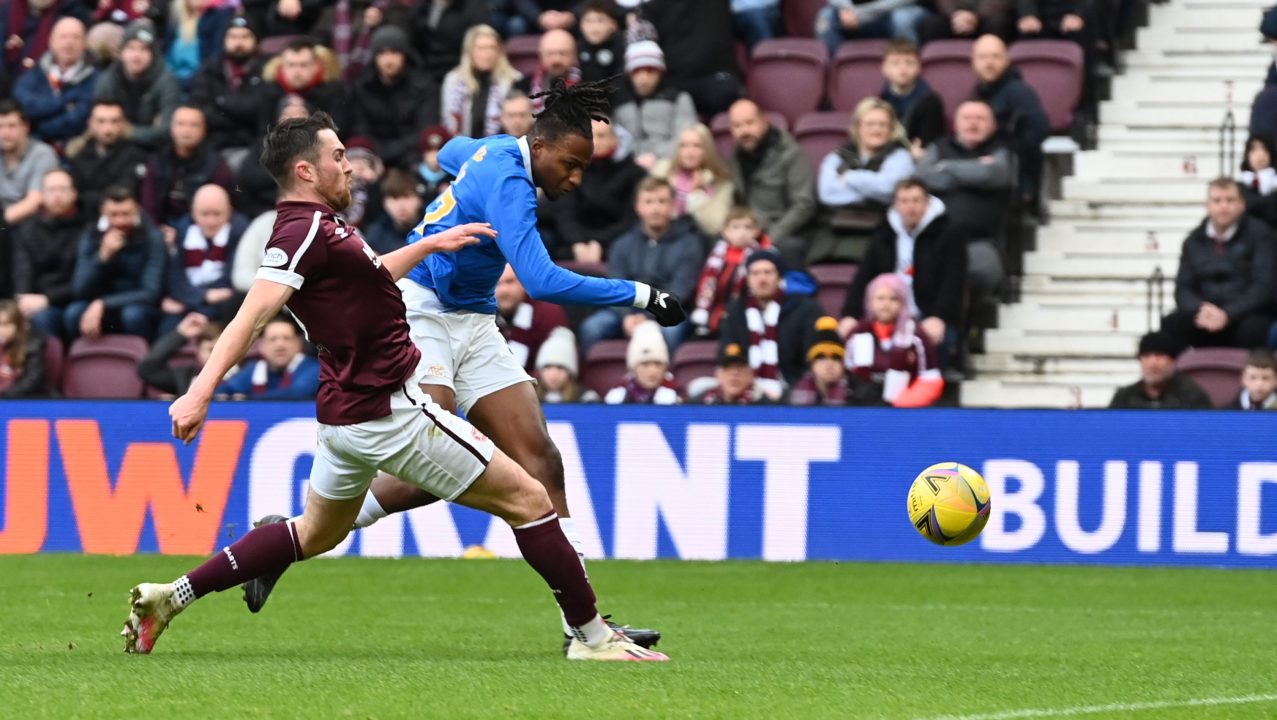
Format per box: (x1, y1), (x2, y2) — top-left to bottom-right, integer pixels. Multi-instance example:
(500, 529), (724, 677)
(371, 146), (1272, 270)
(293, 518), (348, 558)
(505, 475), (554, 526)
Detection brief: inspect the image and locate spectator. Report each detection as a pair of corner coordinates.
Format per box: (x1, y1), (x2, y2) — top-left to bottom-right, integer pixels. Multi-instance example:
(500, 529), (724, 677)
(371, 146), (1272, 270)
(66, 100), (146, 214)
(92, 19), (181, 150)
(0, 0), (90, 76)
(0, 299), (48, 398)
(690, 205), (772, 337)
(1240, 134), (1277, 228)
(214, 315), (318, 399)
(788, 316), (854, 406)
(732, 0), (781, 49)
(650, 123), (734, 238)
(604, 319), (681, 404)
(1015, 0), (1087, 45)
(90, 0), (161, 29)
(413, 0), (490, 83)
(241, 0), (325, 39)
(350, 24), (439, 171)
(343, 137), (385, 229)
(414, 124), (453, 204)
(189, 16), (266, 161)
(879, 39), (944, 147)
(259, 38), (348, 131)
(846, 272), (944, 407)
(538, 118), (645, 262)
(972, 33), (1048, 201)
(839, 179), (966, 351)
(499, 89), (536, 137)
(726, 99), (816, 269)
(162, 0), (233, 90)
(815, 0), (928, 54)
(639, 0), (743, 116)
(693, 341), (779, 404)
(13, 17), (99, 143)
(534, 326), (599, 404)
(490, 0), (577, 37)
(612, 41), (697, 170)
(235, 95), (310, 219)
(1232, 348), (1277, 410)
(577, 0), (625, 84)
(0, 99), (59, 228)
(160, 184), (246, 333)
(1162, 178), (1276, 352)
(137, 311), (222, 397)
(914, 99), (1013, 296)
(140, 105), (232, 232)
(494, 264), (570, 374)
(917, 0), (1013, 43)
(13, 169), (84, 341)
(519, 28), (580, 114)
(65, 184), (166, 341)
(577, 176), (703, 353)
(441, 24), (521, 140)
(84, 18), (125, 70)
(363, 169), (420, 254)
(718, 249), (824, 391)
(1108, 331), (1212, 410)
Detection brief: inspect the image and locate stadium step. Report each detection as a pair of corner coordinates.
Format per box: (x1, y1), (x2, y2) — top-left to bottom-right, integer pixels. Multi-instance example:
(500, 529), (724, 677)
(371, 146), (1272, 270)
(971, 353), (1139, 376)
(959, 379), (1121, 409)
(1059, 177), (1216, 203)
(998, 306), (1161, 333)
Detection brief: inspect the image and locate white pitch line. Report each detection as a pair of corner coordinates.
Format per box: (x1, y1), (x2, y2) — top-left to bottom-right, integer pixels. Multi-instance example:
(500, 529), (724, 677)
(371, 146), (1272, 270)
(920, 693), (1277, 720)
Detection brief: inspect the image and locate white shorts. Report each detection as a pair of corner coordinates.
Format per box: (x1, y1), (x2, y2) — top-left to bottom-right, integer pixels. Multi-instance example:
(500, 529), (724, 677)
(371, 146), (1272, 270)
(309, 385), (496, 501)
(398, 279), (532, 414)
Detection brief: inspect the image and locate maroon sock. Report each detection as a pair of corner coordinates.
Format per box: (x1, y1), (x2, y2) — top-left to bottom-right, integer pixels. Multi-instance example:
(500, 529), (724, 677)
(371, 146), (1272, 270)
(513, 512), (599, 627)
(184, 521), (303, 599)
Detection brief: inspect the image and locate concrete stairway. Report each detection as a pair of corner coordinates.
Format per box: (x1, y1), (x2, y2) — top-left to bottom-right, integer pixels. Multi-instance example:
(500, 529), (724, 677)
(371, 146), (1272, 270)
(961, 0), (1268, 408)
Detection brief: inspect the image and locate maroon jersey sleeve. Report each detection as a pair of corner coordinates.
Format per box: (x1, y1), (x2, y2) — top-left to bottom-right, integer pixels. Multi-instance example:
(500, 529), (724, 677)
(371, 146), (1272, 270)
(255, 207), (329, 290)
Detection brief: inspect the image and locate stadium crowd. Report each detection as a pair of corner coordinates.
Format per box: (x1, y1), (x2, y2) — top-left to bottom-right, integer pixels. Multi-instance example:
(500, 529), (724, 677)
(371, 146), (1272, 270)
(2, 0), (1268, 411)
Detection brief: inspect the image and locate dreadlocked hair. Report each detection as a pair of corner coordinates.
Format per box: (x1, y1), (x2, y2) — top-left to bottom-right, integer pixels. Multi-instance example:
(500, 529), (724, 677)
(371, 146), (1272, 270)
(529, 75), (617, 142)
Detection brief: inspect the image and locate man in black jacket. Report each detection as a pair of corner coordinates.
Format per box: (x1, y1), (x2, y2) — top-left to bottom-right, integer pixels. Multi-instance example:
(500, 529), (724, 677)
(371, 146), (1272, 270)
(972, 34), (1048, 199)
(137, 311), (221, 398)
(349, 25), (439, 172)
(66, 100), (147, 215)
(258, 38), (348, 132)
(719, 249), (823, 388)
(12, 169), (86, 342)
(638, 0), (743, 116)
(880, 40), (944, 147)
(139, 105), (231, 232)
(1109, 331), (1213, 410)
(1162, 178), (1276, 351)
(189, 17), (266, 162)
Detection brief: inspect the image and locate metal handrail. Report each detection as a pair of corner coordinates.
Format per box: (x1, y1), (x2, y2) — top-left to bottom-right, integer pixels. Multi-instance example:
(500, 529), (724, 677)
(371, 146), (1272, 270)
(1219, 80), (1236, 177)
(1146, 266), (1164, 332)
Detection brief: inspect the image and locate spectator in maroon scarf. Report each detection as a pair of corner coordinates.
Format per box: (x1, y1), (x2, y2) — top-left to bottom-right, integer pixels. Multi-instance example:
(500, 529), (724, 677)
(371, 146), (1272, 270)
(846, 272), (943, 407)
(214, 315), (319, 400)
(189, 16), (266, 159)
(518, 28), (580, 114)
(13, 16), (99, 143)
(494, 263), (569, 375)
(258, 38), (348, 131)
(788, 316), (855, 406)
(604, 320), (681, 405)
(690, 205), (772, 338)
(718, 249), (823, 391)
(159, 183), (246, 334)
(692, 341), (778, 405)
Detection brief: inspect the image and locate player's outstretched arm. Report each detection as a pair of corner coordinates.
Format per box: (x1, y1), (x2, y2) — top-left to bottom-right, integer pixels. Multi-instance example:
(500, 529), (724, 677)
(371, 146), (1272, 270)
(169, 278), (294, 444)
(381, 222), (495, 281)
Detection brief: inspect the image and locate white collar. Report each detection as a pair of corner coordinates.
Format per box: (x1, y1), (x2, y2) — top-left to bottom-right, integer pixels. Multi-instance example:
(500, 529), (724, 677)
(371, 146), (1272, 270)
(516, 135), (533, 179)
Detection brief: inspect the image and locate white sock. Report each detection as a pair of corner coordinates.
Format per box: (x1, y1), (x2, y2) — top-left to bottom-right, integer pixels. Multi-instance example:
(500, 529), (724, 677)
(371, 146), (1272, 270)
(570, 614), (612, 647)
(172, 576), (195, 608)
(354, 492), (388, 529)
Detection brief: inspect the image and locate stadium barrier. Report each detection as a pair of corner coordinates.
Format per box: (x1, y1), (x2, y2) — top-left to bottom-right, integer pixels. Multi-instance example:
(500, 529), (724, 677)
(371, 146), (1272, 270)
(1, 401), (1275, 568)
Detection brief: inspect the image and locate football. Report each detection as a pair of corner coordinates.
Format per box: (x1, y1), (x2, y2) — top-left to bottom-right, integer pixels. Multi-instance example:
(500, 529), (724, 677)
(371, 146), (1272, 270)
(907, 462), (992, 546)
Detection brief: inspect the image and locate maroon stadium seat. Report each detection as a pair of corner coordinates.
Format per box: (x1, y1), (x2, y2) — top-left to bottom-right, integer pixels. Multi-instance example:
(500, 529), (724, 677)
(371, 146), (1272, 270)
(793, 111), (851, 170)
(581, 339), (630, 396)
(506, 34), (542, 79)
(1176, 347), (1249, 408)
(145, 343), (201, 398)
(920, 40), (976, 128)
(42, 335), (64, 395)
(672, 340), (720, 391)
(808, 263), (858, 317)
(1009, 40), (1084, 134)
(63, 335), (150, 399)
(710, 111), (789, 164)
(557, 260), (608, 278)
(782, 0), (827, 37)
(258, 34), (308, 58)
(747, 39), (828, 126)
(828, 40), (889, 112)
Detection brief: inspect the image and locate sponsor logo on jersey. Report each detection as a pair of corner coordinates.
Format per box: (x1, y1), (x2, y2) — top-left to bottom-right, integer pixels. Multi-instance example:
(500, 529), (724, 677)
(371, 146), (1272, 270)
(426, 363), (447, 377)
(262, 247), (289, 267)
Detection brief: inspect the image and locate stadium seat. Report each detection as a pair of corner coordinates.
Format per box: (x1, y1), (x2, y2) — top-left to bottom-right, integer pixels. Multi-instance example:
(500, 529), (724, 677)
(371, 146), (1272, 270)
(828, 40), (889, 112)
(782, 0), (826, 37)
(709, 110), (789, 163)
(672, 340), (720, 391)
(808, 263), (858, 316)
(1176, 347), (1248, 408)
(63, 335), (149, 399)
(580, 339), (630, 396)
(42, 335), (64, 395)
(557, 260), (608, 277)
(144, 343), (201, 398)
(746, 39), (828, 126)
(1009, 40), (1084, 134)
(793, 111), (851, 170)
(920, 40), (976, 127)
(506, 34), (542, 79)
(258, 34), (308, 58)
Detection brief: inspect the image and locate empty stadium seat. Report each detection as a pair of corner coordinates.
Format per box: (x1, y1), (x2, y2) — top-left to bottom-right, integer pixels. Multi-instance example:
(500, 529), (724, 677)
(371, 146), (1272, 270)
(42, 335), (64, 395)
(710, 110), (789, 162)
(63, 335), (150, 399)
(1009, 40), (1084, 134)
(782, 0), (826, 37)
(793, 111), (851, 170)
(581, 339), (630, 396)
(672, 340), (720, 390)
(1176, 348), (1248, 408)
(258, 34), (308, 58)
(747, 39), (828, 126)
(828, 40), (889, 112)
(808, 263), (858, 316)
(505, 34), (542, 79)
(920, 40), (976, 127)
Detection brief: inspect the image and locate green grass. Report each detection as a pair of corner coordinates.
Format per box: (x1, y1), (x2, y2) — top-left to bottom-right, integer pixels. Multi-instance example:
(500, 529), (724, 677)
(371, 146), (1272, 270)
(1, 556), (1274, 719)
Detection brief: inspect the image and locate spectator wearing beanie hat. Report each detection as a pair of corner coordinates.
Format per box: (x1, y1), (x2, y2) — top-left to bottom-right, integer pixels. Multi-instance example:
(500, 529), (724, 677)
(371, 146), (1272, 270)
(93, 18), (181, 149)
(605, 320), (681, 404)
(612, 40), (698, 171)
(190, 16), (267, 156)
(789, 316), (856, 406)
(1109, 331), (1213, 410)
(718, 248), (824, 389)
(350, 24), (438, 173)
(535, 327), (600, 404)
(416, 124), (454, 203)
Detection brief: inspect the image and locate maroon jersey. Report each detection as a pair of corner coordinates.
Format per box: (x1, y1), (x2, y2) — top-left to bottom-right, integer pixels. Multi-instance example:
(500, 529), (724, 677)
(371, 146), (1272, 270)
(256, 201), (420, 425)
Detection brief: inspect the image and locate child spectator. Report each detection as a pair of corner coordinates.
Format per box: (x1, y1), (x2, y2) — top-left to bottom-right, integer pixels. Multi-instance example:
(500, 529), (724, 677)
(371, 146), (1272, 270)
(879, 40), (944, 148)
(1234, 348), (1277, 410)
(789, 316), (854, 406)
(1240, 134), (1277, 227)
(577, 0), (625, 85)
(612, 40), (697, 170)
(690, 205), (772, 337)
(693, 341), (778, 404)
(362, 169), (420, 255)
(441, 24), (522, 139)
(416, 125), (453, 204)
(137, 311), (223, 398)
(604, 320), (681, 405)
(846, 273), (944, 407)
(650, 123), (735, 237)
(214, 315), (319, 400)
(0, 299), (49, 398)
(535, 327), (600, 404)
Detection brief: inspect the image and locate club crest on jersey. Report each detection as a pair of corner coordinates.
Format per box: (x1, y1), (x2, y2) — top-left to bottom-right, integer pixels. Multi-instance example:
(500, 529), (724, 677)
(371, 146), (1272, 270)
(262, 247), (288, 267)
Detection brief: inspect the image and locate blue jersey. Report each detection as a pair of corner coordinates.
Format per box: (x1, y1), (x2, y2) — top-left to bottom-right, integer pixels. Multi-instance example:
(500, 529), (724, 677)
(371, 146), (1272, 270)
(405, 135), (640, 314)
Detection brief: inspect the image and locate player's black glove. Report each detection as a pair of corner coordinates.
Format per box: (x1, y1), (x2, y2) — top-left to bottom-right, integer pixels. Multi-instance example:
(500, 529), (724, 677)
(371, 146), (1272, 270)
(644, 287), (686, 327)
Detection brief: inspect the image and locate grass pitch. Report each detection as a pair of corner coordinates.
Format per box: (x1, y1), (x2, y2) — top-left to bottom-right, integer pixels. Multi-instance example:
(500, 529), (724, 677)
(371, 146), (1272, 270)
(1, 555), (1274, 719)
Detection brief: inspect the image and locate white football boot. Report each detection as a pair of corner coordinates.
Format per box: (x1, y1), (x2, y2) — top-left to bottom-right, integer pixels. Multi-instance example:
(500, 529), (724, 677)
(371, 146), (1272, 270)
(121, 583), (184, 654)
(565, 631), (670, 662)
